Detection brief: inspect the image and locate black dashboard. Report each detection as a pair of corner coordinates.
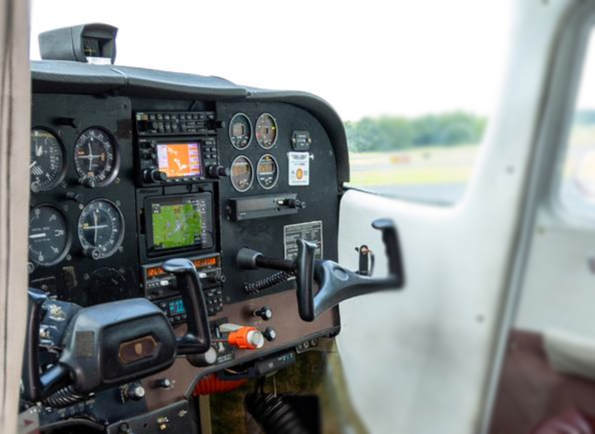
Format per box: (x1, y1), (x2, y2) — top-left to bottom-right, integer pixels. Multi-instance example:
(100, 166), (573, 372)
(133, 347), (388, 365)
(26, 60), (350, 432)
(29, 95), (342, 310)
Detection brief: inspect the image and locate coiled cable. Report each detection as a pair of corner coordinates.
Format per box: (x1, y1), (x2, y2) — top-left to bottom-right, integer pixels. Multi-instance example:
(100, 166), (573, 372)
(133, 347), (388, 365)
(245, 392), (310, 434)
(42, 386), (89, 408)
(244, 271), (293, 295)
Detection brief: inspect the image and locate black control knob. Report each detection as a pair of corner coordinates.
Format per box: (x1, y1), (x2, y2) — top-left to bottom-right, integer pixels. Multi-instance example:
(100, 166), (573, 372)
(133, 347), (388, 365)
(65, 192), (84, 203)
(263, 327), (277, 342)
(278, 198), (307, 209)
(210, 272), (226, 284)
(143, 169), (167, 183)
(126, 384), (146, 400)
(208, 165), (229, 179)
(80, 177), (97, 188)
(154, 378), (172, 389)
(207, 120), (226, 130)
(84, 248), (101, 260)
(253, 306), (273, 321)
(287, 199), (306, 209)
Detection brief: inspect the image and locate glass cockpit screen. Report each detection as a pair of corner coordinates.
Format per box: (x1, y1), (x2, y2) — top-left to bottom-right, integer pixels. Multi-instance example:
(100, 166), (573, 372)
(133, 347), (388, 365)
(156, 142), (202, 178)
(146, 193), (213, 253)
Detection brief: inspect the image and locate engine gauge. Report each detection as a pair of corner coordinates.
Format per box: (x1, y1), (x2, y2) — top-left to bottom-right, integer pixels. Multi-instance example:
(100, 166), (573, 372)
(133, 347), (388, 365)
(255, 113), (278, 149)
(256, 154), (279, 189)
(78, 199), (124, 259)
(74, 128), (118, 187)
(229, 113), (252, 150)
(28, 205), (70, 266)
(230, 156), (254, 192)
(30, 129), (65, 192)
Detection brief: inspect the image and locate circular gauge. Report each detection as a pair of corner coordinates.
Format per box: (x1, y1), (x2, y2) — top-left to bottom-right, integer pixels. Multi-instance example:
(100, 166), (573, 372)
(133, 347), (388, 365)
(230, 156), (254, 192)
(28, 205), (70, 266)
(89, 267), (127, 296)
(78, 199), (124, 259)
(30, 129), (66, 192)
(73, 128), (118, 187)
(229, 113), (252, 150)
(255, 113), (278, 149)
(257, 154), (279, 190)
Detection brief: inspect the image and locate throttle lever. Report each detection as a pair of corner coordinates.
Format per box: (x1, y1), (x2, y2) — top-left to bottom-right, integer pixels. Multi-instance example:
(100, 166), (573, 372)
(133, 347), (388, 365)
(162, 259), (212, 354)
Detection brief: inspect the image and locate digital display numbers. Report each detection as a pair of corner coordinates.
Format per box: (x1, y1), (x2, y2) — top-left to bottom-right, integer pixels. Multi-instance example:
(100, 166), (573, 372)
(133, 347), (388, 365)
(168, 299), (186, 316)
(232, 123), (246, 137)
(232, 160), (251, 176)
(157, 143), (202, 178)
(146, 256), (219, 278)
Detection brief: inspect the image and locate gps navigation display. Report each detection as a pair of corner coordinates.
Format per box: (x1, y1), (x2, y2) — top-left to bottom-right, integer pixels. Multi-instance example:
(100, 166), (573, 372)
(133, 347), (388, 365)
(146, 194), (213, 253)
(156, 143), (202, 178)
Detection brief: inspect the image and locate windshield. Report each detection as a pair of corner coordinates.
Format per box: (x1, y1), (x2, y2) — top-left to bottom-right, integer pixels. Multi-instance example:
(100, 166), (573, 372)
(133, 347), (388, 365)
(31, 0), (513, 204)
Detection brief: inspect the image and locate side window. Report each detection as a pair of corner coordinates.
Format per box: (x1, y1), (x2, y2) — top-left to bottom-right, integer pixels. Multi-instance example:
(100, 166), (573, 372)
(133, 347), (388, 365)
(340, 4), (512, 205)
(345, 113), (486, 204)
(560, 33), (595, 216)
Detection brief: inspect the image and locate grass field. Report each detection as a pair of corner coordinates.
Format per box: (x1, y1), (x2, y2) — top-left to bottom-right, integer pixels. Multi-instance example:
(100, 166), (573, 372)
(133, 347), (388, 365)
(348, 145), (478, 187)
(347, 125), (595, 188)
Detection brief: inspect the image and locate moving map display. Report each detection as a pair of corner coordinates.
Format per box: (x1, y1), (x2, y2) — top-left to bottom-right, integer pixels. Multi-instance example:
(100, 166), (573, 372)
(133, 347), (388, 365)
(147, 194), (212, 252)
(157, 143), (202, 178)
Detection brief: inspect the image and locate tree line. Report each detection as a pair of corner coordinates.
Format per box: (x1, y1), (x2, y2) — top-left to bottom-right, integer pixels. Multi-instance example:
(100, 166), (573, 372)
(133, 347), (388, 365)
(344, 110), (595, 153)
(344, 112), (486, 153)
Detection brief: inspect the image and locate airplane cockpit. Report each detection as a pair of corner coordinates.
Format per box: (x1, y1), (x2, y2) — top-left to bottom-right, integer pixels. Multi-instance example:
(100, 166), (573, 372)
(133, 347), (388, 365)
(21, 23), (404, 434)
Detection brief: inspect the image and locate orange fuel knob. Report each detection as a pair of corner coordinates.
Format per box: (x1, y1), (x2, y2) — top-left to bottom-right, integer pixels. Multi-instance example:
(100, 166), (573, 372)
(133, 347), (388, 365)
(227, 326), (265, 350)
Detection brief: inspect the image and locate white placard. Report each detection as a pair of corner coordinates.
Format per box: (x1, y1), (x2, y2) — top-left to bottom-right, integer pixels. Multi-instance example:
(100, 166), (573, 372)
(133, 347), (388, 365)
(288, 152), (310, 186)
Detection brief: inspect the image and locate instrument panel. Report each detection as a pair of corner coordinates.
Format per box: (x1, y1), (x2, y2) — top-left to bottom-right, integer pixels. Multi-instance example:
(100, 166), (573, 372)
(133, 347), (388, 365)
(27, 92), (341, 428)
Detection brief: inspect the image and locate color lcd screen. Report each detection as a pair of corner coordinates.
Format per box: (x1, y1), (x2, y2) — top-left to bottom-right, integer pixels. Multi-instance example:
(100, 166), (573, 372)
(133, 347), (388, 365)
(168, 299), (186, 316)
(147, 194), (213, 252)
(156, 143), (202, 178)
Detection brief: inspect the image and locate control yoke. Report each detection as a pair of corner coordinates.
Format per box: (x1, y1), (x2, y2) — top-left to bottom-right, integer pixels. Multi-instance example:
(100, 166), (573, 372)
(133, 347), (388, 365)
(22, 259), (211, 402)
(237, 218), (405, 322)
(162, 258), (212, 354)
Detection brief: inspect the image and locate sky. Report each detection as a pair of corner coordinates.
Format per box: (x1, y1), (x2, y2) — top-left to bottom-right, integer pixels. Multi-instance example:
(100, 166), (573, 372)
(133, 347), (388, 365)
(30, 0), (516, 121)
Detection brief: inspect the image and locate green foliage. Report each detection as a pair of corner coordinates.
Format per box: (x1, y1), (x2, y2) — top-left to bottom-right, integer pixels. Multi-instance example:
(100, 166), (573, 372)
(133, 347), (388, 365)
(344, 112), (486, 153)
(344, 110), (595, 154)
